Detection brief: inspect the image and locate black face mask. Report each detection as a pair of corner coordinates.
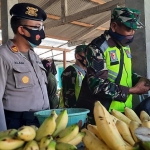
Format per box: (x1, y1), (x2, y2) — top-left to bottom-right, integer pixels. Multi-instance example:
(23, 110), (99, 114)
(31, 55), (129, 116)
(78, 54), (86, 67)
(108, 29), (134, 46)
(22, 27), (45, 47)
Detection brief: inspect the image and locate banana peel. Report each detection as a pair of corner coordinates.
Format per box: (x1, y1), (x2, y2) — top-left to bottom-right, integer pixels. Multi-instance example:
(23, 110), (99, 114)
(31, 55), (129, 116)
(135, 127), (150, 150)
(135, 127), (150, 142)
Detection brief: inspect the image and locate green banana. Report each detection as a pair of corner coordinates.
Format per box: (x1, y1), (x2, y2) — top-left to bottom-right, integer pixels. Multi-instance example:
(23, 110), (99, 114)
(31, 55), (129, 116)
(140, 141), (150, 150)
(39, 135), (53, 149)
(52, 109), (68, 137)
(68, 132), (85, 146)
(23, 140), (39, 150)
(0, 136), (25, 150)
(51, 110), (58, 120)
(16, 126), (36, 141)
(56, 142), (77, 150)
(0, 129), (17, 138)
(35, 113), (56, 141)
(56, 124), (79, 143)
(45, 140), (56, 150)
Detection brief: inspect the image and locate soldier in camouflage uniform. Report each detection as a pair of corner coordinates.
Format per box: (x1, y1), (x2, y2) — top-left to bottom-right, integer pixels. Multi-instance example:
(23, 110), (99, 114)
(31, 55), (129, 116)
(76, 7), (150, 123)
(60, 45), (87, 108)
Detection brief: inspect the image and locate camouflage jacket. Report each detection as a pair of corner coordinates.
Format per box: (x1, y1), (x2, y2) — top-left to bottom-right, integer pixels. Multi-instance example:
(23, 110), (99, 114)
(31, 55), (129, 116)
(61, 65), (86, 108)
(85, 31), (141, 101)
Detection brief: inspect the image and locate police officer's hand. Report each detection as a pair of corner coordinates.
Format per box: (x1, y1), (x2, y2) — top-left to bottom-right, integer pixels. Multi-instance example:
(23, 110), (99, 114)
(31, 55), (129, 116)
(129, 80), (150, 94)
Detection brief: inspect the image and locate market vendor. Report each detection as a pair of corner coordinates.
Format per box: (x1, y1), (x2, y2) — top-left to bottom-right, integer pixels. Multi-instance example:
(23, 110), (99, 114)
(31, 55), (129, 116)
(0, 3), (49, 131)
(76, 7), (150, 124)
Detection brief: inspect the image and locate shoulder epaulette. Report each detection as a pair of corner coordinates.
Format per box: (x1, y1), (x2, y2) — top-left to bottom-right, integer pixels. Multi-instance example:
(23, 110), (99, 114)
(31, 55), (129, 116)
(90, 34), (106, 49)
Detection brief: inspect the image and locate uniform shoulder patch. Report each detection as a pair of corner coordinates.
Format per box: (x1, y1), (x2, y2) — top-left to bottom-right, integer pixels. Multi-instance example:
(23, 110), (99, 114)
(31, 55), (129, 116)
(109, 50), (118, 62)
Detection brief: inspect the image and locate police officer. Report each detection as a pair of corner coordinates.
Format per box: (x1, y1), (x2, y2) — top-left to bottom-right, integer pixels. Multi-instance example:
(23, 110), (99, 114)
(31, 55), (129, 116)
(0, 3), (49, 131)
(77, 7), (150, 123)
(60, 45), (87, 108)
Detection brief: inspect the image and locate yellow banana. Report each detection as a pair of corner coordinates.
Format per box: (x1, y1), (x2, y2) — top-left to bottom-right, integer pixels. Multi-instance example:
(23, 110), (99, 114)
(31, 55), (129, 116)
(56, 142), (77, 150)
(0, 136), (25, 150)
(84, 147), (89, 150)
(16, 125), (36, 141)
(142, 120), (150, 128)
(52, 109), (68, 137)
(124, 107), (142, 124)
(45, 140), (56, 150)
(129, 121), (141, 142)
(23, 140), (39, 150)
(56, 124), (79, 143)
(30, 125), (38, 131)
(35, 113), (56, 141)
(15, 146), (24, 150)
(111, 109), (131, 125)
(94, 101), (128, 150)
(51, 110), (58, 120)
(82, 128), (111, 150)
(110, 114), (118, 124)
(0, 129), (17, 139)
(140, 111), (150, 122)
(87, 124), (102, 140)
(39, 135), (53, 149)
(68, 132), (85, 146)
(116, 120), (135, 146)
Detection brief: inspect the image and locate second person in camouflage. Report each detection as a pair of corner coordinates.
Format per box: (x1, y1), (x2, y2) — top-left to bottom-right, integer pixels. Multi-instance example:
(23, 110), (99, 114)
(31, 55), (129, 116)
(60, 45), (87, 108)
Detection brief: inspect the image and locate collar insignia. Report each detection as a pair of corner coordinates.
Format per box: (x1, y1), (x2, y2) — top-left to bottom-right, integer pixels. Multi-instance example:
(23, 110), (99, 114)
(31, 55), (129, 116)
(11, 46), (18, 52)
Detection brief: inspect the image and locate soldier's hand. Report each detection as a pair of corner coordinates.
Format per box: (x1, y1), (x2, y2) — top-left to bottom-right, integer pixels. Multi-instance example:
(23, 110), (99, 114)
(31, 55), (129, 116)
(138, 77), (150, 88)
(129, 81), (150, 94)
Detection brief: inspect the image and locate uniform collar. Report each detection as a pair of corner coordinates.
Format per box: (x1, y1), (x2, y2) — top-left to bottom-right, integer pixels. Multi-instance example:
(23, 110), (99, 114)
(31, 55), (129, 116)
(104, 30), (118, 47)
(104, 30), (130, 48)
(6, 39), (34, 53)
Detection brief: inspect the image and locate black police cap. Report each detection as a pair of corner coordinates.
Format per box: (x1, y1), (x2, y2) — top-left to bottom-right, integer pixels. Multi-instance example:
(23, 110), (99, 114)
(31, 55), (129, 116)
(10, 3), (47, 21)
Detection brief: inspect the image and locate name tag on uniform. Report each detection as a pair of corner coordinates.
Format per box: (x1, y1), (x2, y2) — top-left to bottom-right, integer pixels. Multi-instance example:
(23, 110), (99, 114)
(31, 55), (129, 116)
(36, 61), (42, 64)
(109, 50), (119, 65)
(125, 49), (132, 58)
(14, 61), (24, 64)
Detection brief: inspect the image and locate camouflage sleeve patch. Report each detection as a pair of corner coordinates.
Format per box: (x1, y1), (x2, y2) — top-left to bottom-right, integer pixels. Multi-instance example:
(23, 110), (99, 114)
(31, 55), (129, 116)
(86, 44), (107, 73)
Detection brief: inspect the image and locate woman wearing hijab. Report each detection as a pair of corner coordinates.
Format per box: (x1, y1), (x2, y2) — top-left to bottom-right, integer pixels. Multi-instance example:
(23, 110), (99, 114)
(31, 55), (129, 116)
(42, 59), (59, 109)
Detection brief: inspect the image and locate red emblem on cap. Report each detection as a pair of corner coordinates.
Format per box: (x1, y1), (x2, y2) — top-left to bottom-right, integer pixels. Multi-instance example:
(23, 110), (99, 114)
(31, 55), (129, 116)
(36, 34), (40, 41)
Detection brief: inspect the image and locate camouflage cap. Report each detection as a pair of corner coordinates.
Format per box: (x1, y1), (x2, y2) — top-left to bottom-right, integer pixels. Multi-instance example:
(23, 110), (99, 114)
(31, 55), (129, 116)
(111, 7), (144, 29)
(75, 45), (87, 54)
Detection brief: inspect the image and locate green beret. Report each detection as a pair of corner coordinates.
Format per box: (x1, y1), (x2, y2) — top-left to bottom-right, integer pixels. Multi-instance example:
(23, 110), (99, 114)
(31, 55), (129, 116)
(75, 45), (87, 54)
(111, 7), (144, 29)
(10, 3), (47, 21)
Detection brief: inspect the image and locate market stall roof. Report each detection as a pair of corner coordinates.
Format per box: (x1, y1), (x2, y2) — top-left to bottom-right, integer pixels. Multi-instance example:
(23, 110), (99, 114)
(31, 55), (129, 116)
(1, 0), (125, 62)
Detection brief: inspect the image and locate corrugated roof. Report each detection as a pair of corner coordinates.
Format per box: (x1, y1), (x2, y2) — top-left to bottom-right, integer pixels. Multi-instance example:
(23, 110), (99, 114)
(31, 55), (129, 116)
(2, 0), (125, 62)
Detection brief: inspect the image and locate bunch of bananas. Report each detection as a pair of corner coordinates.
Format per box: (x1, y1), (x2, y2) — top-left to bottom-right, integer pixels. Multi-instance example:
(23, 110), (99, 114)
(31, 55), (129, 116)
(0, 109), (85, 150)
(81, 101), (150, 150)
